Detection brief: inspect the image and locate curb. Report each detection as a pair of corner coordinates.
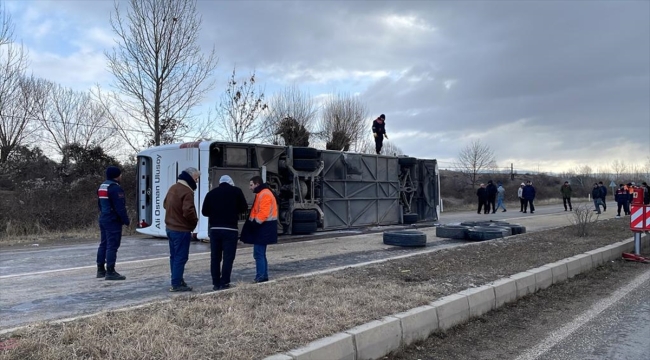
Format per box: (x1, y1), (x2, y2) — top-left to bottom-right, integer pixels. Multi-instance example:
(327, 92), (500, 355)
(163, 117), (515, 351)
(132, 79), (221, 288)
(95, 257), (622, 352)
(265, 234), (650, 360)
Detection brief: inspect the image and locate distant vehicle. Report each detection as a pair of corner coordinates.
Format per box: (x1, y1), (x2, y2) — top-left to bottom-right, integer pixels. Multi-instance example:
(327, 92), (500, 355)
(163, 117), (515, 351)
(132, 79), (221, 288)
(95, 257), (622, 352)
(135, 141), (440, 240)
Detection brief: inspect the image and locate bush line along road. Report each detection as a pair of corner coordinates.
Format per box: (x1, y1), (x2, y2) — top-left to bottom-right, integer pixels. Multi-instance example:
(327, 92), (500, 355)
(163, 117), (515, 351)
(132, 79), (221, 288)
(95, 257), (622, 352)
(0, 204), (647, 359)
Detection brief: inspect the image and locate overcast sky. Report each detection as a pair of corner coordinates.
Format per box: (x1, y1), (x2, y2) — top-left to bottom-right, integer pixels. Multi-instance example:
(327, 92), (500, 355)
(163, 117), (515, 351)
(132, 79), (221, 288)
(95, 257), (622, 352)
(5, 0), (650, 173)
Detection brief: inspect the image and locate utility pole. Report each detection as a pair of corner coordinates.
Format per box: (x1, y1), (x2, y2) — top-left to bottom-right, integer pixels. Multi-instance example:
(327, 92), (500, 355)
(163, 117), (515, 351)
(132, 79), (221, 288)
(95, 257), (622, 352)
(510, 163), (514, 180)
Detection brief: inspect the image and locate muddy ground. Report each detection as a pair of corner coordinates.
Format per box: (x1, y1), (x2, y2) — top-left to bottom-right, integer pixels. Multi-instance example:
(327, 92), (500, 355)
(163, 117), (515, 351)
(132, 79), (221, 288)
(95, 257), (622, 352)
(387, 251), (650, 360)
(0, 219), (643, 360)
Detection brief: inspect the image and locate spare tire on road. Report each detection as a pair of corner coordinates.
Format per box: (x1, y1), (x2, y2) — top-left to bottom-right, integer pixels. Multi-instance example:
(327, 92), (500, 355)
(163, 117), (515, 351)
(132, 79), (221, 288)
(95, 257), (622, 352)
(383, 230), (427, 247)
(436, 225), (470, 240)
(460, 221), (481, 227)
(467, 226), (509, 241)
(501, 223), (526, 235)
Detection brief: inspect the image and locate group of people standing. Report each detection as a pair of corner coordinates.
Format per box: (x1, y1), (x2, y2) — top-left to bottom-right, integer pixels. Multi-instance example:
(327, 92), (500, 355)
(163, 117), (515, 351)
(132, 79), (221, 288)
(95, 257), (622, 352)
(95, 166), (278, 293)
(612, 182), (650, 217)
(476, 180), (537, 215)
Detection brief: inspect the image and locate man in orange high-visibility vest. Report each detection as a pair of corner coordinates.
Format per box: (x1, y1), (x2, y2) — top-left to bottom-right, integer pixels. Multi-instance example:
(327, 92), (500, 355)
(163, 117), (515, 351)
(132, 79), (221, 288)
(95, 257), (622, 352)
(241, 175), (278, 283)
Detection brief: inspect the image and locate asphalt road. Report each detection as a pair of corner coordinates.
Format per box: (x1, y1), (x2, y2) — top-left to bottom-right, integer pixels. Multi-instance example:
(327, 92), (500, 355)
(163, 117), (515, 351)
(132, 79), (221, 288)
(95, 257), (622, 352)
(0, 203), (618, 332)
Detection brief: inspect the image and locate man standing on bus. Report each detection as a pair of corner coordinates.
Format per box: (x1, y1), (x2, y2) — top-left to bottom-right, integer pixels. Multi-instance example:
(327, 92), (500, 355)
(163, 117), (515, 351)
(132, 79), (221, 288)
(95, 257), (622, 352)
(241, 176), (278, 283)
(97, 166), (130, 280)
(372, 114), (388, 155)
(202, 175), (248, 291)
(164, 167), (200, 292)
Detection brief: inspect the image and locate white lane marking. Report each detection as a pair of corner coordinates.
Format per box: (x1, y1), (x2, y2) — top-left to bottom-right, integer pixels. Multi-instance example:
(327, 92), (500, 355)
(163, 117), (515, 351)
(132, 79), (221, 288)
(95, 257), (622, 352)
(514, 269), (650, 360)
(0, 252), (212, 280)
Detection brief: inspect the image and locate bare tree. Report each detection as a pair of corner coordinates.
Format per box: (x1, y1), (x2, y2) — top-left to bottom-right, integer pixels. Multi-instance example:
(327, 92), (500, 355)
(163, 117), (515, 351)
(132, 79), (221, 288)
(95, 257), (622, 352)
(105, 0), (217, 147)
(610, 160), (627, 182)
(318, 93), (367, 151)
(454, 139), (497, 187)
(213, 68), (267, 143)
(32, 81), (119, 156)
(0, 39), (38, 163)
(263, 85), (316, 146)
(573, 165), (593, 189)
(0, 0), (13, 46)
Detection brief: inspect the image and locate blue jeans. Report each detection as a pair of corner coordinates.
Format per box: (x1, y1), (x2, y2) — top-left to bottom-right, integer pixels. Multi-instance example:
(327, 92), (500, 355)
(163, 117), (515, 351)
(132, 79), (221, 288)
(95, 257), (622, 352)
(495, 198), (506, 211)
(253, 244), (268, 281)
(167, 230), (191, 287)
(97, 223), (122, 267)
(210, 229), (239, 287)
(593, 199), (604, 213)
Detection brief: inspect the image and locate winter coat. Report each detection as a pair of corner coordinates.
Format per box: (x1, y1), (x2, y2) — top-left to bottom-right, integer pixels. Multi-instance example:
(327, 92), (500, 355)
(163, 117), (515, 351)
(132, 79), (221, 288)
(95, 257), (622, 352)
(517, 187), (523, 199)
(241, 184), (278, 245)
(497, 185), (505, 201)
(97, 179), (130, 229)
(560, 185), (572, 198)
(372, 119), (386, 138)
(476, 187), (487, 201)
(486, 183), (497, 199)
(614, 188), (629, 204)
(522, 185), (536, 200)
(591, 187), (603, 201)
(643, 185), (650, 205)
(164, 174), (199, 232)
(202, 183), (248, 231)
(599, 185), (607, 199)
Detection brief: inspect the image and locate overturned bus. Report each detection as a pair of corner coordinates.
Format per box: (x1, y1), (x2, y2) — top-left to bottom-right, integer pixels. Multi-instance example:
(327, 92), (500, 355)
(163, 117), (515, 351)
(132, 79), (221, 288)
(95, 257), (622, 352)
(135, 141), (440, 240)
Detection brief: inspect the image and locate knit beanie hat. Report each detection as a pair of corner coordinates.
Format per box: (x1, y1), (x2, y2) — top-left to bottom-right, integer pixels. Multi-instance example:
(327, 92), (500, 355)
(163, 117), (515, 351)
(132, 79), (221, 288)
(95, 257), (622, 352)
(106, 166), (121, 180)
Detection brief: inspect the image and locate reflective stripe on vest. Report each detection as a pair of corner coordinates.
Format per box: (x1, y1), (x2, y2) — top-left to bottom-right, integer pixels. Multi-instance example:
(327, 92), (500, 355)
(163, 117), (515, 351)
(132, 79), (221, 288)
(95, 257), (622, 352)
(250, 188), (278, 223)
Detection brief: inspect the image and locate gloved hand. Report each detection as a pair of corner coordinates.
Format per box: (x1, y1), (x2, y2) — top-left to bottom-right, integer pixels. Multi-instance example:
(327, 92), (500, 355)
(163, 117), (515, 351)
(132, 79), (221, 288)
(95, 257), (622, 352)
(384, 134), (388, 140)
(373, 133), (377, 138)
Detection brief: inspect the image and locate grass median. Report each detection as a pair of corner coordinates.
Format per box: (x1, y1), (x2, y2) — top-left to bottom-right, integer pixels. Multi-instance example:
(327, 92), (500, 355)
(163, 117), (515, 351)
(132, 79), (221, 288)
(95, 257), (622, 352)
(0, 219), (636, 359)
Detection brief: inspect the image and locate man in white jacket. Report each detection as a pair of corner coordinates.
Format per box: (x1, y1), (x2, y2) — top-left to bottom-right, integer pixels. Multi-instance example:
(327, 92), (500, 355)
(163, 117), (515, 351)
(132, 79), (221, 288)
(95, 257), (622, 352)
(518, 183), (525, 212)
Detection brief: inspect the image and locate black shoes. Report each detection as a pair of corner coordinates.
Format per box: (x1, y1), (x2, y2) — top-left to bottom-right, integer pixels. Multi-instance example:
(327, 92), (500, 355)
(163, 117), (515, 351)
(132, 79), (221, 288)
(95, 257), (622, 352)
(253, 278), (268, 283)
(170, 285), (193, 292)
(213, 283), (232, 291)
(105, 267), (126, 281)
(97, 264), (106, 278)
(502, 210), (506, 212)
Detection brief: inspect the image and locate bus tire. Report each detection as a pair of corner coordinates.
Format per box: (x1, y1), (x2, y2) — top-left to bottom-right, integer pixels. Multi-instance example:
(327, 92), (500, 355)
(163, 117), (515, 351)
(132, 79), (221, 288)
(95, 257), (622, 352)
(436, 225), (470, 239)
(293, 147), (318, 159)
(292, 221), (317, 234)
(383, 230), (427, 247)
(293, 159), (319, 171)
(292, 209), (318, 222)
(403, 213), (418, 224)
(467, 227), (509, 241)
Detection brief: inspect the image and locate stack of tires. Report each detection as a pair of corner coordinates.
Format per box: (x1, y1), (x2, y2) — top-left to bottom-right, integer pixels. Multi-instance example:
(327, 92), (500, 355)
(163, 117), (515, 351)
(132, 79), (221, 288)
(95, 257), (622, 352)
(435, 220), (526, 241)
(292, 147), (320, 172)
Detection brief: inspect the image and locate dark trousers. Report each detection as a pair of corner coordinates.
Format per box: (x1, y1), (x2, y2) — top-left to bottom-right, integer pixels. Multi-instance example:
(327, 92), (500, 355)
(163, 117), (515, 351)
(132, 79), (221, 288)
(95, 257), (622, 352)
(487, 197), (496, 213)
(478, 199), (488, 214)
(210, 229), (239, 287)
(617, 202), (629, 216)
(563, 197), (572, 210)
(523, 199), (535, 212)
(520, 198), (526, 212)
(167, 230), (191, 287)
(601, 198), (607, 211)
(97, 223), (122, 267)
(375, 136), (384, 154)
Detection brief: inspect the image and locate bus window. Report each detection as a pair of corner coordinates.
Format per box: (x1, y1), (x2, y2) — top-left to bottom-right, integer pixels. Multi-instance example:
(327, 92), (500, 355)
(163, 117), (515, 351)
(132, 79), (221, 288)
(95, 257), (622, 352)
(137, 156), (153, 228)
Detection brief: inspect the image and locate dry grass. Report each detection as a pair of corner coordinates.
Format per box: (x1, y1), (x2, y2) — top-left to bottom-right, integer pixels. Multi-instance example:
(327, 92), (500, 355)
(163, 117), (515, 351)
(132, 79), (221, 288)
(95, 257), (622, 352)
(0, 226), (141, 247)
(0, 220), (634, 360)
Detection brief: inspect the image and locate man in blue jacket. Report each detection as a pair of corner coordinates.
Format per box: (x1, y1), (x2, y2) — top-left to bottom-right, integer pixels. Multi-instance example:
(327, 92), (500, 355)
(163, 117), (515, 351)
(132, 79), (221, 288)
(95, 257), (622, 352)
(97, 166), (130, 280)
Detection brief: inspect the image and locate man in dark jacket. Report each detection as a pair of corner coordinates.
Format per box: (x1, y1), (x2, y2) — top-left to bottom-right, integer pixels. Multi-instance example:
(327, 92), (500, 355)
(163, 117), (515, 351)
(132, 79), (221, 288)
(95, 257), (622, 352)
(241, 176), (278, 283)
(372, 114), (388, 155)
(485, 180), (498, 214)
(201, 175), (248, 291)
(164, 167), (200, 292)
(522, 180), (536, 213)
(560, 181), (573, 211)
(592, 183), (604, 214)
(598, 181), (607, 212)
(97, 166), (130, 280)
(476, 183), (488, 214)
(614, 184), (629, 218)
(642, 182), (650, 205)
